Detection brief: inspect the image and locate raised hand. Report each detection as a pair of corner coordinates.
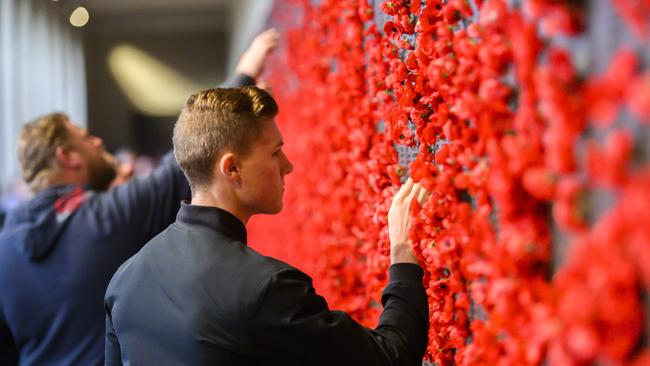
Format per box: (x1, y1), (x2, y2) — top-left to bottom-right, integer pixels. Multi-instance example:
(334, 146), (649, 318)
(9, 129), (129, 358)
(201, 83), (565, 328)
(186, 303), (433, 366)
(235, 28), (280, 80)
(388, 178), (430, 264)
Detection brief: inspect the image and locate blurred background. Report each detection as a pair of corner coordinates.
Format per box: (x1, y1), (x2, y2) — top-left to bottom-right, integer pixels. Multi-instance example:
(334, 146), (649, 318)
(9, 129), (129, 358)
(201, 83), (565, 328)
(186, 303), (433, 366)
(0, 0), (274, 216)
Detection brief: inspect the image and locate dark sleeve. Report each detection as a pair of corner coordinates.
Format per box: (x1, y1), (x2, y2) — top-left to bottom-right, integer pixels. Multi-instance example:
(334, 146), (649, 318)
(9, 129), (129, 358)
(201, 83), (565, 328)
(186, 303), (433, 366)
(249, 263), (428, 366)
(105, 306), (122, 366)
(376, 264), (429, 362)
(0, 317), (18, 366)
(94, 73), (257, 245)
(95, 152), (191, 245)
(220, 73), (256, 88)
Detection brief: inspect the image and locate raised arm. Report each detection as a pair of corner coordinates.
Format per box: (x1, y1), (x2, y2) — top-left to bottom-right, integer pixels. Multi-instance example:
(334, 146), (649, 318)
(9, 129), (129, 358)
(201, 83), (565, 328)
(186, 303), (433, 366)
(249, 179), (430, 365)
(222, 28), (279, 88)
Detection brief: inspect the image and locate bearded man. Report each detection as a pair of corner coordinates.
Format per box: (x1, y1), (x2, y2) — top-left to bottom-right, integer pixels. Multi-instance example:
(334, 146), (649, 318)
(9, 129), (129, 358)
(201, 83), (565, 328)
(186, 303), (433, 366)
(0, 29), (279, 365)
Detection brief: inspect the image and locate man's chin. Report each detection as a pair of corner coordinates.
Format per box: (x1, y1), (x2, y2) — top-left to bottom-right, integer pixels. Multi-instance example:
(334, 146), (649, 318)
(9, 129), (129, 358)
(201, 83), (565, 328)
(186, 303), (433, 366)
(260, 203), (283, 215)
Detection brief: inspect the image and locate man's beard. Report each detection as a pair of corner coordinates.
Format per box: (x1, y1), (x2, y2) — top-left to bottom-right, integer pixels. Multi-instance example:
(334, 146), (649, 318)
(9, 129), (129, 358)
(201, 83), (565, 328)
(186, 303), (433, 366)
(86, 151), (117, 191)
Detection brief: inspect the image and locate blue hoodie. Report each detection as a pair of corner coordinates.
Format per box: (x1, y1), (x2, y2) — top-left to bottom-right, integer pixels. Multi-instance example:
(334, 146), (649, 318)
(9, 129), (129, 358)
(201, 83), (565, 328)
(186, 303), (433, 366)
(0, 152), (191, 365)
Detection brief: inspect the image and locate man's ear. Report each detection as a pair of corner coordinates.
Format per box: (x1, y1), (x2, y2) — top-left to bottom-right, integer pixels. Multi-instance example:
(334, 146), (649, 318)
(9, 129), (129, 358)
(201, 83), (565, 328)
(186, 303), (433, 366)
(217, 152), (241, 185)
(55, 145), (83, 170)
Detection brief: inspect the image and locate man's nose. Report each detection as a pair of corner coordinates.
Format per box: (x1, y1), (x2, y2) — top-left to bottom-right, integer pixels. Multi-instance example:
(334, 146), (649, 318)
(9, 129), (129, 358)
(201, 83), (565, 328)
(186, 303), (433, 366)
(284, 157), (294, 175)
(91, 135), (104, 148)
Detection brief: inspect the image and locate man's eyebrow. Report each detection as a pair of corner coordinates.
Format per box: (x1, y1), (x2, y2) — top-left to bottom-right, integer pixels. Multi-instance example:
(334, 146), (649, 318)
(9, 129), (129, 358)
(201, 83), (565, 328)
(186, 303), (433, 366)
(275, 141), (284, 148)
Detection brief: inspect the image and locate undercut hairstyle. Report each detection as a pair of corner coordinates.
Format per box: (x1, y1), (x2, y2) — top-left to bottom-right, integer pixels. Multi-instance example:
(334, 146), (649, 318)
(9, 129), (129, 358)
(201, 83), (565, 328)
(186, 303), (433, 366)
(18, 113), (73, 192)
(173, 86), (279, 192)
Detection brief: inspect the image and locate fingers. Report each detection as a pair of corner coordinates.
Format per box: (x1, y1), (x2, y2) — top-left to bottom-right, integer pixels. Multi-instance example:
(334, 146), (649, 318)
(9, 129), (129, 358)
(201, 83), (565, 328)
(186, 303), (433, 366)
(395, 177), (431, 207)
(257, 28), (279, 40)
(416, 185), (430, 206)
(236, 29), (280, 79)
(407, 182), (429, 208)
(410, 183), (422, 203)
(253, 28), (280, 53)
(395, 177), (414, 201)
(109, 163), (135, 188)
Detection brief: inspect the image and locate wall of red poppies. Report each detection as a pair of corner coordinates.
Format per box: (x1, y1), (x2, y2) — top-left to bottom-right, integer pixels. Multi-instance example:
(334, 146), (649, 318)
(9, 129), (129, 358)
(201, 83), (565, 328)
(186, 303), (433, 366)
(247, 0), (650, 364)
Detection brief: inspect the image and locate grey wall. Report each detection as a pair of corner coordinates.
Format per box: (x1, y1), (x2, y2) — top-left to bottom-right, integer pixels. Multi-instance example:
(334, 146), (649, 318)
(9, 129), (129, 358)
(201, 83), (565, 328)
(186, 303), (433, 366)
(227, 0), (275, 72)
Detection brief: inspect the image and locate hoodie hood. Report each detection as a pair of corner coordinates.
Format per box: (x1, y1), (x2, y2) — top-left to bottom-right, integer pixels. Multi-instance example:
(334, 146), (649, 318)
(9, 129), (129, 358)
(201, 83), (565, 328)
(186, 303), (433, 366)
(2, 185), (92, 261)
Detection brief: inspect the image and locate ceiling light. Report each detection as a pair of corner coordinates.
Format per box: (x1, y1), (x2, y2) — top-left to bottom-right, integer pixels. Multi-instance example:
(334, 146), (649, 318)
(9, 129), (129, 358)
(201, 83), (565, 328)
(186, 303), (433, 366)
(108, 44), (201, 116)
(70, 7), (89, 27)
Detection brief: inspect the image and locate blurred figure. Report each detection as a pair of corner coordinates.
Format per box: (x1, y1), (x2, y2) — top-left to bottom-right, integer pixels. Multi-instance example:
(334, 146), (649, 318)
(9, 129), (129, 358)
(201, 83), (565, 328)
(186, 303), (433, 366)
(0, 29), (279, 366)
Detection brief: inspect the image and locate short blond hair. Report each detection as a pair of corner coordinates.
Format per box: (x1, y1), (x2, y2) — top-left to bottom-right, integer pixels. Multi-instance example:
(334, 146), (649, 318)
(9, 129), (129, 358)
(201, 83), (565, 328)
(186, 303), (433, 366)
(173, 86), (278, 192)
(18, 113), (73, 192)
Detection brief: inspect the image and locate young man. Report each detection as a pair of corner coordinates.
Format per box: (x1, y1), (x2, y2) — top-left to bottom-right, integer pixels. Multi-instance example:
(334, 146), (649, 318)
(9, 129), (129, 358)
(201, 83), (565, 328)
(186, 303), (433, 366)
(0, 30), (279, 365)
(104, 86), (430, 365)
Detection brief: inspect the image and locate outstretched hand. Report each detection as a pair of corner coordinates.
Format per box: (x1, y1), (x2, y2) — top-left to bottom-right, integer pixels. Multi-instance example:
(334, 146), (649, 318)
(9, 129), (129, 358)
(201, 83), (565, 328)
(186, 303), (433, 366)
(235, 28), (280, 80)
(388, 178), (430, 265)
(109, 162), (135, 189)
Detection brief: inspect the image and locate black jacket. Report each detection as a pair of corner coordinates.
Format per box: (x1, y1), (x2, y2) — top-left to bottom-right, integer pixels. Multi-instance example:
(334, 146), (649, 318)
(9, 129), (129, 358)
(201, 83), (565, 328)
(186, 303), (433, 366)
(105, 203), (429, 365)
(0, 74), (255, 366)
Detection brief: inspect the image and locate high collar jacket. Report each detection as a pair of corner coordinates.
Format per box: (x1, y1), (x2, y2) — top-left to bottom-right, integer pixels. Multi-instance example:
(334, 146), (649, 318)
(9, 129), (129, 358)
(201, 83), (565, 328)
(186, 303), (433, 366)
(104, 203), (429, 365)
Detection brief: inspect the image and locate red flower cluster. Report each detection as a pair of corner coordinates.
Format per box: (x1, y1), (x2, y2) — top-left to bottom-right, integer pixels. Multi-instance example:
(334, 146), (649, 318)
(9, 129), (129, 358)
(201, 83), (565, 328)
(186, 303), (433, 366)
(611, 0), (650, 38)
(248, 0), (650, 364)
